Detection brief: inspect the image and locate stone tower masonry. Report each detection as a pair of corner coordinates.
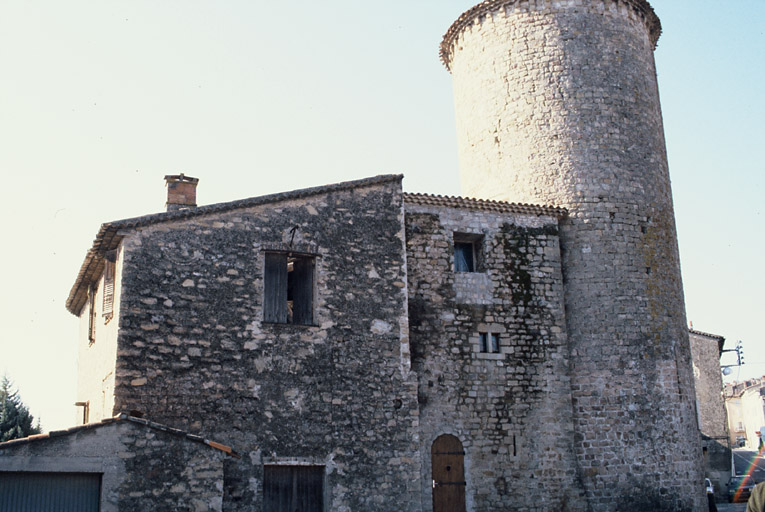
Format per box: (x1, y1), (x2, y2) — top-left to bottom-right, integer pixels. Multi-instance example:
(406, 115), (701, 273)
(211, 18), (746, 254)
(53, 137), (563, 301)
(441, 1), (704, 511)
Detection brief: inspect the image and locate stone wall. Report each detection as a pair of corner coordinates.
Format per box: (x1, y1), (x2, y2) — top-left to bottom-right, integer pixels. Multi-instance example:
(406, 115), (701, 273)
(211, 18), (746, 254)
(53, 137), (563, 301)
(689, 330), (728, 437)
(689, 330), (730, 496)
(443, 1), (704, 509)
(0, 417), (226, 512)
(404, 199), (587, 511)
(109, 178), (421, 511)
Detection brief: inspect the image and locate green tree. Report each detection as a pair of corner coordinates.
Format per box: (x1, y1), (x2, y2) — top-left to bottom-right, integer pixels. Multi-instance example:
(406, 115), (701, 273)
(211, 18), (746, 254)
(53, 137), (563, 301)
(0, 376), (42, 442)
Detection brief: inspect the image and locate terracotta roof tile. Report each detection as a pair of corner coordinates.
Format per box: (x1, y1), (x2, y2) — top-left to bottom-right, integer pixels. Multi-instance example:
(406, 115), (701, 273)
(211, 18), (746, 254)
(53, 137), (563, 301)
(404, 192), (566, 218)
(0, 413), (239, 458)
(689, 328), (725, 342)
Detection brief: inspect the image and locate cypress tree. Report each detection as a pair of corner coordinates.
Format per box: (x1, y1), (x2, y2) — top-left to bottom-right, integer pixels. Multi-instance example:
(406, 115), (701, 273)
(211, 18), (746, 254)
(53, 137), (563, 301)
(0, 376), (42, 442)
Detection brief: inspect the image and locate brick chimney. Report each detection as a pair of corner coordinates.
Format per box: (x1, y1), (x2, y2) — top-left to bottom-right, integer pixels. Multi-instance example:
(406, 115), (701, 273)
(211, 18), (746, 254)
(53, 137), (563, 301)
(164, 174), (199, 211)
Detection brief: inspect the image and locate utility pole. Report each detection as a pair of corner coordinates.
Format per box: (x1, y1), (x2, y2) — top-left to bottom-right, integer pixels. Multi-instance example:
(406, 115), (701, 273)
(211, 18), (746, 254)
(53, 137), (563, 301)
(722, 340), (745, 372)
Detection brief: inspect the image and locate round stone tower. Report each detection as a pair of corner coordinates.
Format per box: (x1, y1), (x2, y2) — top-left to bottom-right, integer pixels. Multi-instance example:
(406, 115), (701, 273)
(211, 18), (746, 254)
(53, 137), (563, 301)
(442, 1), (704, 511)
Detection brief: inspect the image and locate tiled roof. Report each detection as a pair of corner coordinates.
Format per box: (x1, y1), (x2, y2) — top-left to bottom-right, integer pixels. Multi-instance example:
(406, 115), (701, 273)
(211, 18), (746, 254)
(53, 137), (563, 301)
(0, 413), (239, 457)
(440, 0), (662, 71)
(65, 174), (403, 315)
(404, 192), (566, 218)
(689, 328), (726, 353)
(689, 328), (725, 342)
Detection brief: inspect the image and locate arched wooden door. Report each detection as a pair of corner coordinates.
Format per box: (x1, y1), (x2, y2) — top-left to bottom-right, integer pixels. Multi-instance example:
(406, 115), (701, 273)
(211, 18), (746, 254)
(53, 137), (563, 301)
(431, 434), (466, 512)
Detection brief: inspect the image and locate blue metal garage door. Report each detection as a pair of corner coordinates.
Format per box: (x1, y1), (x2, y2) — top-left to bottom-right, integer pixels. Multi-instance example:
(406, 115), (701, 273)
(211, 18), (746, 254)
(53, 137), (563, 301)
(0, 472), (101, 512)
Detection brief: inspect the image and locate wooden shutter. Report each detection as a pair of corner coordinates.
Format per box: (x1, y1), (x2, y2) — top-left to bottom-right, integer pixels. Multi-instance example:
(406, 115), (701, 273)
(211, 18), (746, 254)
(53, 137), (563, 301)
(102, 250), (116, 318)
(291, 257), (314, 325)
(88, 287), (96, 343)
(264, 253), (288, 323)
(263, 465), (324, 512)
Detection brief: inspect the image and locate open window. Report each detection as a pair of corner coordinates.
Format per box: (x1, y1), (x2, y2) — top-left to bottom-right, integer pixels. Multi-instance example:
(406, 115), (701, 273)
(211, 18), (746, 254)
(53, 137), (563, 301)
(264, 252), (315, 325)
(453, 233), (482, 273)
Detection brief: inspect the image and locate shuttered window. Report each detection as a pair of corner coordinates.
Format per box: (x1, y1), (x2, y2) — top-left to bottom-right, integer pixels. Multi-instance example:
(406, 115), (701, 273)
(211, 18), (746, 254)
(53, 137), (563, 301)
(264, 253), (289, 323)
(264, 253), (314, 325)
(102, 250), (116, 320)
(263, 465), (324, 512)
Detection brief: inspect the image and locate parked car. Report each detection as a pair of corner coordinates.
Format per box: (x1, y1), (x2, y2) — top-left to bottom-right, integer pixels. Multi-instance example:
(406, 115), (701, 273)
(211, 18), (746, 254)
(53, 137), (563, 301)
(727, 475), (757, 503)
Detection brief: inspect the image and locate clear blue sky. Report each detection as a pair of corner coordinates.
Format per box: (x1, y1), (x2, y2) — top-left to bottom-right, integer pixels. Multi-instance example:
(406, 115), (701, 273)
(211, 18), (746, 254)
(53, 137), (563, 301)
(0, 1), (762, 431)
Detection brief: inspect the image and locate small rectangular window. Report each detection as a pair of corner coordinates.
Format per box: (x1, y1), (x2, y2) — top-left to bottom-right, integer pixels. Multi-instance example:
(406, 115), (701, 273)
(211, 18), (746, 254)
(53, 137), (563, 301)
(263, 465), (324, 512)
(479, 331), (500, 353)
(264, 252), (314, 325)
(453, 233), (482, 273)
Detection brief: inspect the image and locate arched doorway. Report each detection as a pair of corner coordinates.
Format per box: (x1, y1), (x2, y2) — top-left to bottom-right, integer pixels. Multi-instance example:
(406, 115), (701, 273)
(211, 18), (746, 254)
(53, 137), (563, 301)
(431, 434), (466, 512)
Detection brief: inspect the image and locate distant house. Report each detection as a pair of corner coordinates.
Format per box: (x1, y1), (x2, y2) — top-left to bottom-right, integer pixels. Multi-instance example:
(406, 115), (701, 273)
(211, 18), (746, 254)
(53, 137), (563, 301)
(726, 378), (765, 450)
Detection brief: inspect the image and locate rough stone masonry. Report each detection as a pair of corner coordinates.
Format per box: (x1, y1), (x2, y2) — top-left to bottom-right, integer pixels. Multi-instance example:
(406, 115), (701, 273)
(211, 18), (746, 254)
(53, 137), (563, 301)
(443, 0), (704, 510)
(0, 0), (707, 511)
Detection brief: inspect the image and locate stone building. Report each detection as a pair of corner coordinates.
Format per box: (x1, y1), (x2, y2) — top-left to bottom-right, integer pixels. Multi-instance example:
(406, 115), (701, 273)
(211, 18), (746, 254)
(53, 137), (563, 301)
(689, 329), (730, 497)
(0, 0), (706, 511)
(0, 413), (233, 512)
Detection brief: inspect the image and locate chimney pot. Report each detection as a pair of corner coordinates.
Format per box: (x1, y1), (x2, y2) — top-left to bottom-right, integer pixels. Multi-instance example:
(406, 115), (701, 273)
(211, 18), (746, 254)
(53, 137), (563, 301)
(164, 174), (199, 211)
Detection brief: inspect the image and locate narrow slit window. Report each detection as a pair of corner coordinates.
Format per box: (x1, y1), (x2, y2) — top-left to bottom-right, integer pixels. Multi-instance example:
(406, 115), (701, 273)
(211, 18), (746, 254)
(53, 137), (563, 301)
(264, 252), (314, 325)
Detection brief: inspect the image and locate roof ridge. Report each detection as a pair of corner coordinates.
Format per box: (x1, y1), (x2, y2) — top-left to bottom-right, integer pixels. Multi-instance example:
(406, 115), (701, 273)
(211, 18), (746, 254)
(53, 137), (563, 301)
(65, 174), (403, 315)
(689, 328), (725, 341)
(403, 192), (566, 217)
(0, 413), (239, 457)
